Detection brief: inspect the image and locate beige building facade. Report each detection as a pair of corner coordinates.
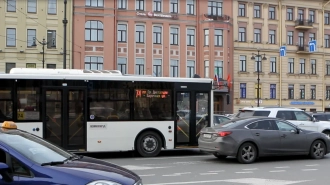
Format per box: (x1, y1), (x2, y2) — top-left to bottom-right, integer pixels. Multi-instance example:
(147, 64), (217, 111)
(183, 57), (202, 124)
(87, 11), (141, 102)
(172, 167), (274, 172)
(0, 0), (73, 72)
(233, 0), (330, 112)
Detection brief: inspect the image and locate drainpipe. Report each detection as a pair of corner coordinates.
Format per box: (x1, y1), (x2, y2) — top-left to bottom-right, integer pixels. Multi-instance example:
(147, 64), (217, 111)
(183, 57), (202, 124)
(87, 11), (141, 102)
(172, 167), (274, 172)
(278, 0), (282, 106)
(322, 1), (330, 111)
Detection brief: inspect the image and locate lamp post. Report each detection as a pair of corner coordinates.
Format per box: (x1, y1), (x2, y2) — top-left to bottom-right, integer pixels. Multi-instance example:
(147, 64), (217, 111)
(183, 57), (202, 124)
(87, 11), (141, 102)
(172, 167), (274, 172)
(32, 37), (49, 68)
(251, 50), (267, 107)
(63, 0), (68, 69)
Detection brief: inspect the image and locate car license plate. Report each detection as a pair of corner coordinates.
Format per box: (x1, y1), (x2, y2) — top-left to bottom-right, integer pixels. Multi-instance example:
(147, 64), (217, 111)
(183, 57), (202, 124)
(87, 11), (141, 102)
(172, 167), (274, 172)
(203, 134), (212, 139)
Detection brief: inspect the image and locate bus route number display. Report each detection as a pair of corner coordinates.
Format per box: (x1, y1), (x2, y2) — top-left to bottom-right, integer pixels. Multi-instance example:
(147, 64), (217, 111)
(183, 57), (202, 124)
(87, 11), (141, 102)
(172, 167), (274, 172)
(135, 89), (169, 99)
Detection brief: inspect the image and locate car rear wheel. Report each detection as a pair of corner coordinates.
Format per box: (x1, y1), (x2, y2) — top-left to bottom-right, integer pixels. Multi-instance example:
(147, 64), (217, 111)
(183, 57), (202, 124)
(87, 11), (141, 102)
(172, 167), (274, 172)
(309, 140), (326, 159)
(237, 142), (257, 164)
(136, 131), (162, 157)
(213, 153), (227, 159)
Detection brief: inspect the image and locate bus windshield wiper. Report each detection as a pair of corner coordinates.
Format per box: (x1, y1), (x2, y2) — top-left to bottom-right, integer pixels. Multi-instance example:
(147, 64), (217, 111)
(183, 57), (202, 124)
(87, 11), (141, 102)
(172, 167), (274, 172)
(41, 161), (65, 166)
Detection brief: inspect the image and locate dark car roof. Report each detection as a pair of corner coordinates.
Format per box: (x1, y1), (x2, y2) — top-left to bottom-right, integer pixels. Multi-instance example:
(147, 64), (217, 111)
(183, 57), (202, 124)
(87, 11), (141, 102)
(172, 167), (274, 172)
(311, 112), (330, 115)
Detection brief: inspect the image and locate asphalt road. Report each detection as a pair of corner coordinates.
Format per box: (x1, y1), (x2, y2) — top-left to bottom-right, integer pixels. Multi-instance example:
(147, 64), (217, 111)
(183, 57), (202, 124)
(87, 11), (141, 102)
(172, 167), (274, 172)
(90, 149), (330, 185)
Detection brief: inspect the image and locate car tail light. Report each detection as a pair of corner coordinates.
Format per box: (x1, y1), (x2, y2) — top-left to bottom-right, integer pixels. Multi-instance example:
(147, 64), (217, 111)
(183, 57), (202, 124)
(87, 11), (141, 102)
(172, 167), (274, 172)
(218, 131), (232, 137)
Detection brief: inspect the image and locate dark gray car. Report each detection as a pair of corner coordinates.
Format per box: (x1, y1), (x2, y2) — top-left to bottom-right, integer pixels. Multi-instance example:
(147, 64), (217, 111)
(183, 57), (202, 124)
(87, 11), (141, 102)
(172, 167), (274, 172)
(198, 117), (330, 164)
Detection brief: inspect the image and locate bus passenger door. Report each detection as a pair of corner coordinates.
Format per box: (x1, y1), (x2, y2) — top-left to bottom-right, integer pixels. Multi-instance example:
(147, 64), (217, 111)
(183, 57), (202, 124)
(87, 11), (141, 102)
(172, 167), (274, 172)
(42, 87), (87, 151)
(176, 92), (192, 144)
(195, 92), (210, 143)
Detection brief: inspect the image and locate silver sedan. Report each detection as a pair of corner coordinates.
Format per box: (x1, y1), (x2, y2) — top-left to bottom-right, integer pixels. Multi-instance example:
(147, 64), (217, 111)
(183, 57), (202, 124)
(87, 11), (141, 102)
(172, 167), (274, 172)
(198, 117), (330, 164)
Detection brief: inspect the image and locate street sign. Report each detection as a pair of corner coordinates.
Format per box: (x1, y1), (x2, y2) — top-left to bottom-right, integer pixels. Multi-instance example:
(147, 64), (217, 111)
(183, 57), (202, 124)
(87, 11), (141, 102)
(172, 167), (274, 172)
(279, 46), (286, 57)
(309, 40), (317, 52)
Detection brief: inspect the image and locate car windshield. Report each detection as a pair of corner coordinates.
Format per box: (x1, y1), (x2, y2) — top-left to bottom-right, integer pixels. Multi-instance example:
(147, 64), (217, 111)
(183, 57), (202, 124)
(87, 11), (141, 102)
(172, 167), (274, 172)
(236, 110), (270, 118)
(0, 131), (72, 164)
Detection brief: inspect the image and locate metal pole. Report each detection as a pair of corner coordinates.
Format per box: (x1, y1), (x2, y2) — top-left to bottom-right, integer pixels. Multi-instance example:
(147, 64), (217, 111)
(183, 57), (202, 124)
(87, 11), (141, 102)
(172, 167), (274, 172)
(257, 50), (260, 107)
(42, 39), (45, 68)
(63, 0), (68, 69)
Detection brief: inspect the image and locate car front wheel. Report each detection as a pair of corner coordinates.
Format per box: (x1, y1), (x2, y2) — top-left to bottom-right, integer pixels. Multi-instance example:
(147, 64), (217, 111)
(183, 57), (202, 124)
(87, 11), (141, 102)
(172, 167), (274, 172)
(309, 140), (326, 159)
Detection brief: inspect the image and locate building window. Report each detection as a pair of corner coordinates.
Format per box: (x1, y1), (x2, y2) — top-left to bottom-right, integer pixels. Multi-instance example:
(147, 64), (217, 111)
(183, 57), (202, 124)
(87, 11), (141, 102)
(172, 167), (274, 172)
(86, 0), (104, 7)
(254, 5), (261, 18)
(46, 64), (56, 69)
(254, 29), (261, 43)
(117, 24), (127, 42)
(153, 26), (162, 44)
(287, 31), (293, 45)
(6, 28), (16, 47)
(300, 85), (305, 99)
(288, 58), (294, 73)
(204, 29), (209, 46)
(170, 59), (179, 77)
(187, 60), (195, 78)
(47, 30), (56, 48)
(326, 86), (330, 100)
(85, 21), (104, 41)
(153, 0), (161, 12)
(287, 8), (293, 20)
(204, 60), (209, 78)
(311, 59), (316, 75)
(270, 84), (276, 99)
(310, 85), (316, 99)
(118, 0), (127, 9)
(239, 55), (246, 72)
(254, 84), (262, 99)
(117, 58), (127, 74)
(298, 9), (304, 20)
(326, 61), (330, 75)
(135, 58), (145, 75)
(240, 83), (246, 99)
(269, 30), (276, 44)
(27, 0), (37, 13)
(325, 35), (330, 48)
(214, 29), (223, 46)
(254, 56), (262, 72)
(269, 7), (275, 19)
(170, 27), (178, 45)
(238, 27), (246, 42)
(186, 0), (194, 15)
(153, 59), (162, 77)
(48, 0), (57, 14)
(136, 0), (144, 10)
(7, 0), (16, 12)
(298, 32), (304, 46)
(85, 56), (103, 70)
(309, 10), (315, 23)
(187, 29), (195, 46)
(299, 58), (305, 74)
(215, 61), (223, 79)
(135, 25), (144, 43)
(170, 0), (178, 13)
(208, 1), (222, 16)
(27, 29), (36, 47)
(325, 13), (330, 25)
(270, 57), (276, 73)
(309, 33), (315, 41)
(5, 63), (15, 73)
(288, 84), (294, 99)
(238, 4), (245, 16)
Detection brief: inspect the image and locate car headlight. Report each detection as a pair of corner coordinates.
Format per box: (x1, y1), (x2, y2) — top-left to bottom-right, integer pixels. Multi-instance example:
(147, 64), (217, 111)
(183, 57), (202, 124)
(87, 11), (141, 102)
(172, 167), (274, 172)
(86, 180), (122, 185)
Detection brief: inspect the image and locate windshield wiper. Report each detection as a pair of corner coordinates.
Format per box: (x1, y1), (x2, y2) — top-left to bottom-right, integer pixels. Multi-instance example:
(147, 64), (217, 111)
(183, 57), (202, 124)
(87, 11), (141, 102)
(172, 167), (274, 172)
(64, 154), (83, 162)
(41, 161), (65, 166)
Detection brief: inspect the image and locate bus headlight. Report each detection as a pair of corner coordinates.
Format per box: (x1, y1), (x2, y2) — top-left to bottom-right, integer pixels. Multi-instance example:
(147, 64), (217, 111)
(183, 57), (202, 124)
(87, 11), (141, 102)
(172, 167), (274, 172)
(86, 180), (122, 185)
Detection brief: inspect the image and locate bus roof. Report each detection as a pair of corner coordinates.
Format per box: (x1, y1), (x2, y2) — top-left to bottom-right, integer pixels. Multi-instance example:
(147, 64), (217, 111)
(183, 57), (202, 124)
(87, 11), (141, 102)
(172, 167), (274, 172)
(0, 68), (213, 83)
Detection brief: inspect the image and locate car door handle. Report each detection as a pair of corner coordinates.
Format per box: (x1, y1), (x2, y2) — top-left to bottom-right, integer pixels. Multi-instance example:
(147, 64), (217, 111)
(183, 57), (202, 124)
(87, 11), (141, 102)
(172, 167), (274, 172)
(255, 133), (260, 136)
(281, 134), (286, 138)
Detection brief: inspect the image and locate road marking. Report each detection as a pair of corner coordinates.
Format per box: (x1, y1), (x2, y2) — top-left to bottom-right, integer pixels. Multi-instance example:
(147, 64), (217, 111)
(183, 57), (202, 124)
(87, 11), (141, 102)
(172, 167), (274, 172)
(162, 174), (181, 177)
(274, 166), (290, 169)
(305, 164), (319, 167)
(302, 169), (318, 171)
(121, 165), (173, 170)
(144, 178), (312, 185)
(269, 170), (286, 173)
(200, 173), (218, 175)
(139, 174), (155, 177)
(135, 155), (210, 160)
(242, 168), (258, 171)
(175, 172), (191, 175)
(235, 171), (253, 174)
(208, 170), (224, 173)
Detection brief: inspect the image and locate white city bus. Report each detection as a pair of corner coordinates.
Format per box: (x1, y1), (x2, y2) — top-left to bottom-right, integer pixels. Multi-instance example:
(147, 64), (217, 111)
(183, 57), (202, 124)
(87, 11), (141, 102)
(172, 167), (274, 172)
(0, 68), (214, 157)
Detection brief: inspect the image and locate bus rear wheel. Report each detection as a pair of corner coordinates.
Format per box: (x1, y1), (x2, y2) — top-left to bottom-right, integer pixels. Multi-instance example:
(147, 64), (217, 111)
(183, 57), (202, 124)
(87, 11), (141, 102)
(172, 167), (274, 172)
(136, 131), (162, 157)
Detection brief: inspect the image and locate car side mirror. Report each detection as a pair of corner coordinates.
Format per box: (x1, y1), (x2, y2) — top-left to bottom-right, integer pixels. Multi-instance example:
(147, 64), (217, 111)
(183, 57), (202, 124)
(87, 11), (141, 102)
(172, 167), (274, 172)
(0, 163), (13, 182)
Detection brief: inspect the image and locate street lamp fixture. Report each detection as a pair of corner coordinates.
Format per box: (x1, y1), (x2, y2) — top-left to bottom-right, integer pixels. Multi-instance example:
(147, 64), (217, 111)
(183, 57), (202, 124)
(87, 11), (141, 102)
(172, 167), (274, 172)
(251, 50), (267, 107)
(32, 37), (49, 68)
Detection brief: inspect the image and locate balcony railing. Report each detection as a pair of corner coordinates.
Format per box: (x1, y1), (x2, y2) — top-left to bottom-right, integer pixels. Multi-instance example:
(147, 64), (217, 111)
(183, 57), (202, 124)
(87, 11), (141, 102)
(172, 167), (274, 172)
(203, 14), (231, 21)
(295, 19), (313, 29)
(296, 45), (310, 53)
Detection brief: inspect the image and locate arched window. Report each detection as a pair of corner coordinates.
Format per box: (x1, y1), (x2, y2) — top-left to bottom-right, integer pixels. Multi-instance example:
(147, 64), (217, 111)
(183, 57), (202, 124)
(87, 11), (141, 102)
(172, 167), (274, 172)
(85, 21), (103, 41)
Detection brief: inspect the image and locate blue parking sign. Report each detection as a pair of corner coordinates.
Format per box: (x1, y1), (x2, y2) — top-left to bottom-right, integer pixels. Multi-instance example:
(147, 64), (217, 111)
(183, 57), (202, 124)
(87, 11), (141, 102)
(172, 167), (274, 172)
(279, 46), (286, 57)
(309, 40), (317, 52)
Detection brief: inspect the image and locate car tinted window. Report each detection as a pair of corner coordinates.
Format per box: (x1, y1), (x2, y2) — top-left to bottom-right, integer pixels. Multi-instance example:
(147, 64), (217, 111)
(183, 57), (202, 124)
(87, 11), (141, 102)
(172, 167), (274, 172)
(253, 111), (270, 116)
(246, 120), (275, 130)
(236, 110), (254, 117)
(293, 111), (312, 121)
(215, 119), (246, 129)
(313, 115), (327, 121)
(275, 120), (296, 131)
(276, 111), (296, 120)
(214, 116), (230, 125)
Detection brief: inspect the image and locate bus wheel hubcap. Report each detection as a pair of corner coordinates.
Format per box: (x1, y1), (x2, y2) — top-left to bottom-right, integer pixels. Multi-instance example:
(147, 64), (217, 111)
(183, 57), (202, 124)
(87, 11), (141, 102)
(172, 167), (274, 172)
(143, 136), (157, 153)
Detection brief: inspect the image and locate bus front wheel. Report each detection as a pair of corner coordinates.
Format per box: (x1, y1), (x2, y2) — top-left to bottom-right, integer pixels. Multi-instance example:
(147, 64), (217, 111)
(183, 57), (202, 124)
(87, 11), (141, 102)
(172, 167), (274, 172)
(136, 131), (162, 157)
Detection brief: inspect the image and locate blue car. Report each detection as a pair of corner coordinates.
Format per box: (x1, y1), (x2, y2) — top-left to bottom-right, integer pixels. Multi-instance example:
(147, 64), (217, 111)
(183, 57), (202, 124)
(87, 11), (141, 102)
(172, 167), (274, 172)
(0, 121), (143, 185)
